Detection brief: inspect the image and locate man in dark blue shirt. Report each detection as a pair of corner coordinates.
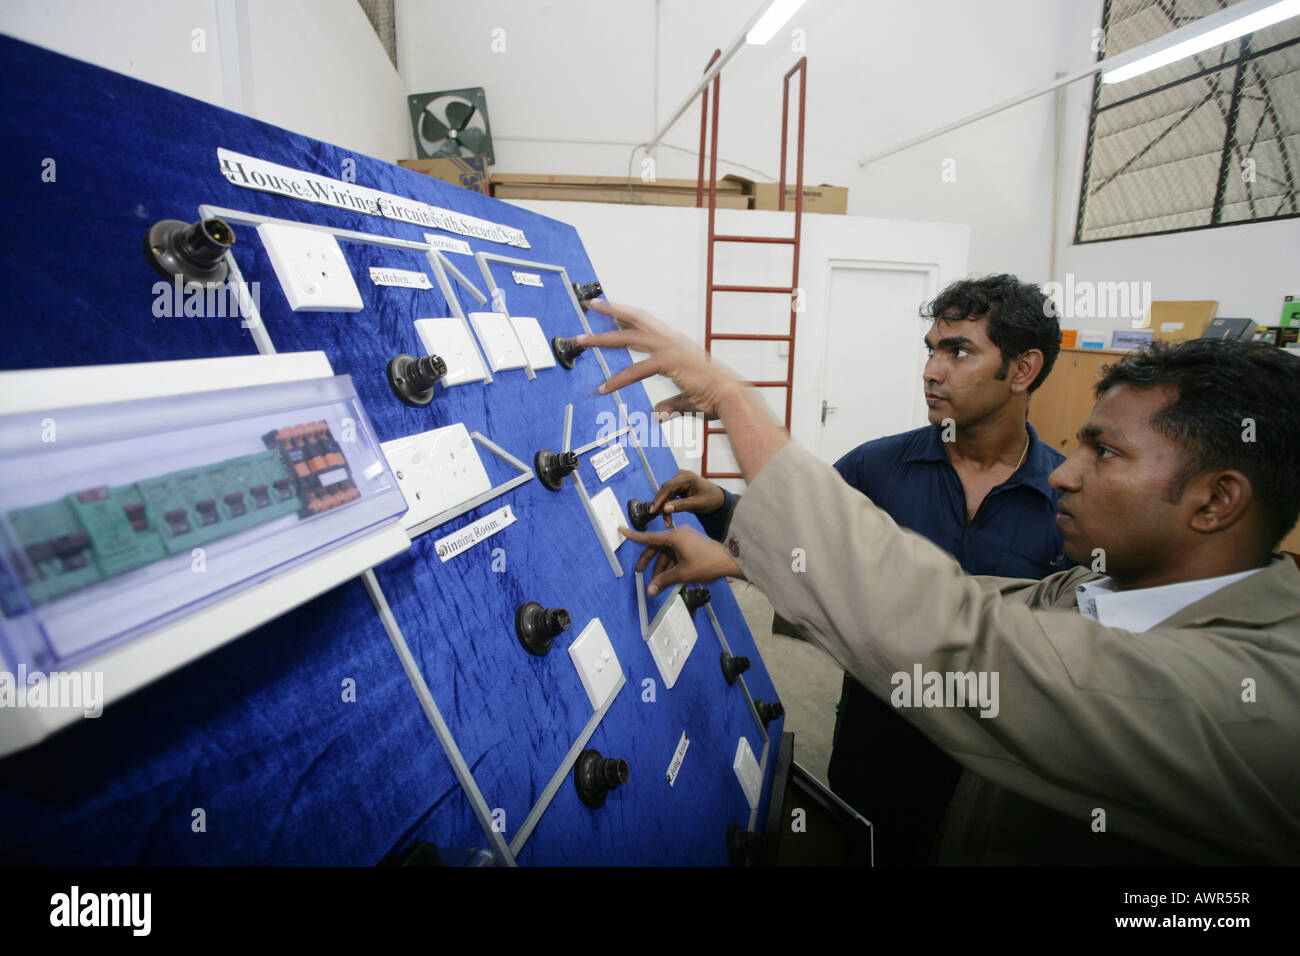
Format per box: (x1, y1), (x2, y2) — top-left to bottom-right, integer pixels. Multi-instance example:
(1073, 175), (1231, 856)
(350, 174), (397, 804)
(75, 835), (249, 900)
(640, 274), (1071, 864)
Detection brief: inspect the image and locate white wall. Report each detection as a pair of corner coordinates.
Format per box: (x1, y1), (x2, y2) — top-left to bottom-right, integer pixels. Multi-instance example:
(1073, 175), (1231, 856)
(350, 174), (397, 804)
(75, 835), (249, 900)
(512, 199), (968, 484)
(1052, 0), (1300, 332)
(402, 0), (1297, 331)
(242, 0), (409, 162)
(1, 0), (409, 161)
(396, 0), (1080, 281)
(1, 0), (225, 104)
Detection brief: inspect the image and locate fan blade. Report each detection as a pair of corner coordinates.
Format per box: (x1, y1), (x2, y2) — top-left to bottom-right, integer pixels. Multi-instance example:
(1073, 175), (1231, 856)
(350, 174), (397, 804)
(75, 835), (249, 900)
(445, 100), (477, 131)
(457, 127), (490, 156)
(420, 110), (450, 145)
(429, 140), (461, 159)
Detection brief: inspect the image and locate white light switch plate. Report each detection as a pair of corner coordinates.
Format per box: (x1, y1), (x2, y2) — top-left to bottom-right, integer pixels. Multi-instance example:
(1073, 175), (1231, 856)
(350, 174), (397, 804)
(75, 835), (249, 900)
(381, 423), (491, 530)
(257, 223), (363, 312)
(589, 487), (627, 554)
(413, 317), (487, 386)
(468, 311), (526, 371)
(733, 737), (762, 809)
(646, 594), (698, 690)
(568, 618), (622, 711)
(510, 316), (556, 370)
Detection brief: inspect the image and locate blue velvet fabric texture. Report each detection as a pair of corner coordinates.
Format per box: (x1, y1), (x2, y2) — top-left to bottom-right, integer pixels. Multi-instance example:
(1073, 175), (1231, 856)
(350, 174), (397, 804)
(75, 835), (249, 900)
(0, 36), (781, 865)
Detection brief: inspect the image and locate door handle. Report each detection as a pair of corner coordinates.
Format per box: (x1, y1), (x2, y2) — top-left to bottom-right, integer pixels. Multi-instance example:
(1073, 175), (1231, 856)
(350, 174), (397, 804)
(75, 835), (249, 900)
(821, 400), (838, 424)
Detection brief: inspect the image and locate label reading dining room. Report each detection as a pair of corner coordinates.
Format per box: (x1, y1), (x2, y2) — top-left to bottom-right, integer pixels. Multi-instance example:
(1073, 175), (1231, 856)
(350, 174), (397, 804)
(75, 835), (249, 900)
(666, 731), (690, 787)
(433, 505), (516, 563)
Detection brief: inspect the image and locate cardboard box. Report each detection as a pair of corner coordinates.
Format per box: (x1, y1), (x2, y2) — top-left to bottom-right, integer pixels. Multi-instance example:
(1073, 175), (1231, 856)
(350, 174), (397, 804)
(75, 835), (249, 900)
(398, 156), (489, 195)
(1149, 300), (1218, 343)
(492, 173), (745, 193)
(724, 174), (848, 214)
(491, 183), (748, 208)
(490, 174), (748, 208)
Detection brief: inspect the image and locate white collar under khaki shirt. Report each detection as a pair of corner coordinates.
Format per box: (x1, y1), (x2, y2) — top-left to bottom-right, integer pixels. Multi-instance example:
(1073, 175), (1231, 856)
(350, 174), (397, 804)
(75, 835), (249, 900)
(1075, 564), (1273, 633)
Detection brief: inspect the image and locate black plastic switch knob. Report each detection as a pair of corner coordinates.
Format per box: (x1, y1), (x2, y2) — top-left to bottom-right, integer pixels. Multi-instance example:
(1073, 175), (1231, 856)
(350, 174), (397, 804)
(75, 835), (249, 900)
(574, 748), (629, 808)
(571, 281), (603, 310)
(727, 824), (765, 866)
(754, 699), (784, 728)
(720, 652), (751, 685)
(515, 601), (571, 656)
(682, 585), (711, 617)
(387, 353), (448, 407)
(551, 335), (586, 369)
(144, 217), (234, 286)
(534, 448), (580, 491)
(626, 498), (652, 532)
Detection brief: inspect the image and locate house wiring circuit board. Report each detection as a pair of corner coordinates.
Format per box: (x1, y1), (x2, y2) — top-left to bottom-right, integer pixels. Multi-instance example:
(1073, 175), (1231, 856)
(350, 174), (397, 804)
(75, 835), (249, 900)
(0, 35), (784, 866)
(1, 421), (356, 617)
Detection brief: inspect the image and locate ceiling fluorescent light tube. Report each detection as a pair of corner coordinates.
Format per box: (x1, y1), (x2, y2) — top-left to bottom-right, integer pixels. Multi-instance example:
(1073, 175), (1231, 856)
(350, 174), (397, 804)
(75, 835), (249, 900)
(1102, 0), (1300, 84)
(746, 0), (807, 45)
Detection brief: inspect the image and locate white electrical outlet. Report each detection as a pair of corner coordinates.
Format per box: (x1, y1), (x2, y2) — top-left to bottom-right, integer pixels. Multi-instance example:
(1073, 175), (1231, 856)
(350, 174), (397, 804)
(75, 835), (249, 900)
(510, 316), (556, 370)
(413, 317), (487, 386)
(589, 486), (627, 554)
(646, 593), (698, 690)
(733, 737), (762, 809)
(257, 223), (363, 312)
(568, 618), (623, 711)
(380, 423), (491, 531)
(468, 311), (526, 371)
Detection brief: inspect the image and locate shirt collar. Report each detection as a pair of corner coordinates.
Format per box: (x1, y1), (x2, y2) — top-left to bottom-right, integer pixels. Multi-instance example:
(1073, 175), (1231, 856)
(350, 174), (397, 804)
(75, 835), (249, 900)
(902, 421), (1058, 502)
(1074, 562), (1275, 633)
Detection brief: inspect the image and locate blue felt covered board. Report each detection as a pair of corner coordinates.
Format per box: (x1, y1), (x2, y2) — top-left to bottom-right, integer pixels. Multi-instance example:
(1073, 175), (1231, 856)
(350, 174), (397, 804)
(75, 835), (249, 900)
(0, 35), (782, 865)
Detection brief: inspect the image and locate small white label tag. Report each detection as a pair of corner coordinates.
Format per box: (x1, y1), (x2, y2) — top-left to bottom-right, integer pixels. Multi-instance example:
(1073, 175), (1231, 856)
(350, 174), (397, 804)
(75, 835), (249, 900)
(666, 731), (690, 787)
(369, 267), (432, 289)
(591, 443), (630, 482)
(316, 467), (350, 487)
(512, 270), (544, 287)
(433, 504), (516, 562)
(1160, 321), (1184, 333)
(424, 233), (473, 255)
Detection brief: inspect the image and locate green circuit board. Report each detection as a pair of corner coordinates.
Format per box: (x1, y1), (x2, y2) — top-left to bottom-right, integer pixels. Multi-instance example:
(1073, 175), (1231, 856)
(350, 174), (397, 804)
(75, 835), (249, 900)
(2, 450), (300, 615)
(1, 419), (363, 618)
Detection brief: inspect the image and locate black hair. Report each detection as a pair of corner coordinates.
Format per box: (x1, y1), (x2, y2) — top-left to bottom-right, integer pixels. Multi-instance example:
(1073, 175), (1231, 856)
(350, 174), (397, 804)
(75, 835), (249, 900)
(1096, 339), (1300, 550)
(920, 274), (1062, 392)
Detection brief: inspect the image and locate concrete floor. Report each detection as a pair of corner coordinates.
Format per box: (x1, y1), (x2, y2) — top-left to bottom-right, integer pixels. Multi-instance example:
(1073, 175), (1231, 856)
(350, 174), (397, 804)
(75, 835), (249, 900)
(729, 579), (842, 786)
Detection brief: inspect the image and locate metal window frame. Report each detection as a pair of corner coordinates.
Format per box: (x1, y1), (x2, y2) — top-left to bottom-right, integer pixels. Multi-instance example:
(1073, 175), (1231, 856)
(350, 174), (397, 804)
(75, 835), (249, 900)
(1074, 0), (1300, 244)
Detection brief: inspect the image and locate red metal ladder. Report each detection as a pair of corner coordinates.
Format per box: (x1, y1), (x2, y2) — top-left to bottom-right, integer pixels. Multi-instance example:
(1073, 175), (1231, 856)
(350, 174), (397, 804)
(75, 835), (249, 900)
(696, 52), (807, 480)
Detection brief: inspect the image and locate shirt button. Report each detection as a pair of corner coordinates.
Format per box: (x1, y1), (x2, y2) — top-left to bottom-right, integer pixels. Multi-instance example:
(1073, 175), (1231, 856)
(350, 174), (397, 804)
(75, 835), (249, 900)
(727, 538), (740, 558)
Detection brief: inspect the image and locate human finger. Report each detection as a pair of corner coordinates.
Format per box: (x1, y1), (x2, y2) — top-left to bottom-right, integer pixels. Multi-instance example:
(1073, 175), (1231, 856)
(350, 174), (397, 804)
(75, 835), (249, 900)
(650, 471), (697, 512)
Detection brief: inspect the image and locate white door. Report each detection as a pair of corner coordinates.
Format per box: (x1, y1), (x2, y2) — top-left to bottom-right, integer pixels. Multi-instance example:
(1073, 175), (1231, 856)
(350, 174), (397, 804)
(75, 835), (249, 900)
(818, 262), (935, 464)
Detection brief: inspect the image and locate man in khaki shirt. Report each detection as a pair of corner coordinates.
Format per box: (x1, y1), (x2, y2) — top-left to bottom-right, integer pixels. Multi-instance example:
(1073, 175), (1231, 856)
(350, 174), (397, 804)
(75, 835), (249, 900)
(578, 300), (1300, 865)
